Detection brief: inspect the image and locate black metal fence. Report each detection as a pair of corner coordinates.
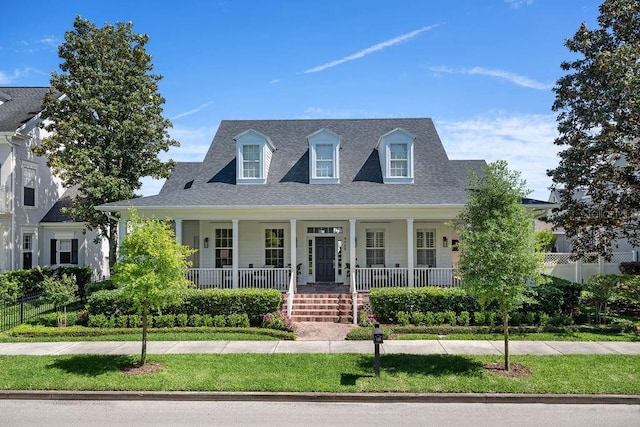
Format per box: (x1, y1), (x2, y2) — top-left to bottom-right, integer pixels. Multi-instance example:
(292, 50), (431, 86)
(0, 293), (54, 332)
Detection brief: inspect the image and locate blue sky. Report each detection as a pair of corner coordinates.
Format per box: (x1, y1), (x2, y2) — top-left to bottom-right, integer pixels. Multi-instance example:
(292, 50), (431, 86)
(1, 0), (603, 200)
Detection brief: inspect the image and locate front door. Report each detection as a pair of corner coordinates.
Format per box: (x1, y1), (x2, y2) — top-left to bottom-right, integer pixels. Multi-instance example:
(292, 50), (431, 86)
(315, 237), (335, 282)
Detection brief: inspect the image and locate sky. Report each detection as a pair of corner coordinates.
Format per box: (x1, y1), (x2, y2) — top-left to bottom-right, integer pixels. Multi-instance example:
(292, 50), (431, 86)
(1, 0), (604, 200)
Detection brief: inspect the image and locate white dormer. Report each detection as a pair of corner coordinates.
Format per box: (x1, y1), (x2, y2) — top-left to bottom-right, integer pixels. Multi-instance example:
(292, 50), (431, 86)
(234, 129), (276, 185)
(376, 128), (415, 184)
(307, 128), (340, 184)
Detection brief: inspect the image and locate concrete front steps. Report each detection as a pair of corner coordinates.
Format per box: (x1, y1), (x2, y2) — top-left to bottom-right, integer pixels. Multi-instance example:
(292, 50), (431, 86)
(282, 293), (368, 323)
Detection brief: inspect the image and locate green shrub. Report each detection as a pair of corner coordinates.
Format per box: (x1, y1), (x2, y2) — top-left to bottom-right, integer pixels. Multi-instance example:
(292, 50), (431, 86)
(213, 315), (226, 327)
(619, 262), (640, 275)
(444, 310), (457, 326)
(486, 312), (497, 326)
(525, 311), (537, 325)
(550, 313), (573, 326)
(84, 280), (116, 298)
(227, 313), (250, 328)
(457, 311), (470, 326)
(396, 311), (410, 326)
(127, 315), (140, 328)
(410, 311), (425, 326)
(538, 312), (550, 327)
(358, 310), (376, 327)
(434, 312), (446, 325)
(88, 314), (109, 328)
(510, 311), (523, 326)
(424, 311), (436, 326)
(192, 314), (204, 327)
(29, 312), (78, 327)
(113, 315), (128, 328)
(202, 314), (214, 327)
(473, 311), (485, 326)
(176, 313), (189, 327)
(154, 314), (175, 328)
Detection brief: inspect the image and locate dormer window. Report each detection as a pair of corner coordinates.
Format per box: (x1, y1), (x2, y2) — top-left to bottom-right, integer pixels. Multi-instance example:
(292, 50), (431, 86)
(235, 129), (275, 185)
(308, 128), (340, 184)
(377, 128), (415, 184)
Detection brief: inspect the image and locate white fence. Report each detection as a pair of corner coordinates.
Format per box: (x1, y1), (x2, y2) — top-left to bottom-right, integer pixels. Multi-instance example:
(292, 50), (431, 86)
(187, 267), (291, 291)
(543, 252), (638, 283)
(354, 267), (460, 292)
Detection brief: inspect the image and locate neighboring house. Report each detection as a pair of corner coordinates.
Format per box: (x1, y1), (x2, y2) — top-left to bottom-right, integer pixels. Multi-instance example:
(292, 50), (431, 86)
(99, 118), (553, 313)
(0, 87), (108, 278)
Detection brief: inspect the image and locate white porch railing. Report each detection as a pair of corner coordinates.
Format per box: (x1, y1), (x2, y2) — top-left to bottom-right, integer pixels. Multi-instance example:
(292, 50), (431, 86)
(354, 267), (461, 292)
(187, 267), (291, 291)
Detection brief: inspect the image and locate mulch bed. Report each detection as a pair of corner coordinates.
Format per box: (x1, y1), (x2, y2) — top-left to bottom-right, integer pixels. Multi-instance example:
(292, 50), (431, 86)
(120, 362), (164, 376)
(483, 362), (532, 378)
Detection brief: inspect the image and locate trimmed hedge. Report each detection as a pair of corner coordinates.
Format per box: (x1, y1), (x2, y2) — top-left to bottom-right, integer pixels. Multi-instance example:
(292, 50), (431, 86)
(87, 288), (283, 326)
(523, 275), (583, 316)
(369, 287), (481, 323)
(1, 266), (93, 301)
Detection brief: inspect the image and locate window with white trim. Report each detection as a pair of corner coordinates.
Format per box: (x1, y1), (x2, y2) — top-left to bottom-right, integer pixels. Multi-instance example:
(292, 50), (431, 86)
(50, 238), (79, 265)
(215, 228), (233, 268)
(242, 145), (260, 178)
(389, 143), (408, 177)
(416, 229), (436, 267)
(308, 128), (340, 184)
(22, 232), (34, 269)
(366, 229), (385, 267)
(265, 228), (284, 268)
(22, 165), (37, 207)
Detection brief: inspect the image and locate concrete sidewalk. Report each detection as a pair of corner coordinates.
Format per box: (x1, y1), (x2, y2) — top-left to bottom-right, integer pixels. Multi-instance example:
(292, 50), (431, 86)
(1, 340), (639, 356)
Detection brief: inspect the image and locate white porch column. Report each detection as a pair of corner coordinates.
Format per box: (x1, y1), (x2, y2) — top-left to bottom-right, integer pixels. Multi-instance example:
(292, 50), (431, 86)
(407, 218), (414, 288)
(290, 219), (297, 286)
(174, 219), (183, 245)
(232, 219), (239, 289)
(349, 219), (357, 281)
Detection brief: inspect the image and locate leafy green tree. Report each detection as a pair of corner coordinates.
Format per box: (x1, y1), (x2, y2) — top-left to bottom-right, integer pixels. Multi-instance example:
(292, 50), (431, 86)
(111, 212), (193, 365)
(534, 230), (556, 252)
(548, 0), (640, 259)
(41, 274), (77, 327)
(457, 161), (543, 371)
(34, 16), (178, 269)
(0, 275), (19, 305)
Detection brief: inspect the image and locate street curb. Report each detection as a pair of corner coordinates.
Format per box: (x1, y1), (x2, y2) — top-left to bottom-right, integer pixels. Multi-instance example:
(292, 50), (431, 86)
(1, 390), (638, 405)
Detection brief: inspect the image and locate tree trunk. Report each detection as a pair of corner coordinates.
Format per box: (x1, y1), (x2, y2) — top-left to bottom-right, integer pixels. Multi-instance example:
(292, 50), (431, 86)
(141, 304), (148, 366)
(503, 310), (510, 372)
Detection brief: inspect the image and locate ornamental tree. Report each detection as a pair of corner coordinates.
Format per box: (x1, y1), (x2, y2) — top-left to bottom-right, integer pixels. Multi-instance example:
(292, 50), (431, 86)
(111, 212), (194, 366)
(457, 161), (543, 371)
(34, 16), (178, 269)
(548, 0), (640, 259)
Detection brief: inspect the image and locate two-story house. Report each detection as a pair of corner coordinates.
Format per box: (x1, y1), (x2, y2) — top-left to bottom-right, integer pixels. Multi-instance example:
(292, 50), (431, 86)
(0, 87), (108, 278)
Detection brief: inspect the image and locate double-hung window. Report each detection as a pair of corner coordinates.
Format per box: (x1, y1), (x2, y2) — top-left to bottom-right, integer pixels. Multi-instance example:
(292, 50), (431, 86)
(242, 145), (260, 178)
(416, 229), (436, 267)
(315, 144), (334, 177)
(265, 228), (284, 268)
(215, 228), (233, 268)
(50, 238), (79, 265)
(389, 143), (408, 177)
(308, 128), (340, 184)
(22, 232), (34, 269)
(366, 230), (385, 267)
(23, 165), (36, 207)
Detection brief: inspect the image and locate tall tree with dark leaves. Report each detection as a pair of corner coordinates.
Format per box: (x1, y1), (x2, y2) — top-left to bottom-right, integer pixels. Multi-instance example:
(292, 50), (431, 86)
(548, 0), (640, 259)
(34, 16), (178, 268)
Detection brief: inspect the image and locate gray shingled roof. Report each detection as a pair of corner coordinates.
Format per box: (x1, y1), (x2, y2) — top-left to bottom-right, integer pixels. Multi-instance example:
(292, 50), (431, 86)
(40, 186), (82, 223)
(0, 87), (50, 132)
(103, 118), (487, 209)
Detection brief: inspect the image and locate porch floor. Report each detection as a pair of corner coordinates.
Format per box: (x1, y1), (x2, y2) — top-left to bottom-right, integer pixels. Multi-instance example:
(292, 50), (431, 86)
(296, 283), (350, 294)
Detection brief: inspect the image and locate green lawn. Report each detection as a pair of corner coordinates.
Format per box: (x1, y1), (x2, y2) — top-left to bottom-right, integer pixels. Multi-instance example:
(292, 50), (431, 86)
(394, 332), (640, 342)
(0, 353), (638, 394)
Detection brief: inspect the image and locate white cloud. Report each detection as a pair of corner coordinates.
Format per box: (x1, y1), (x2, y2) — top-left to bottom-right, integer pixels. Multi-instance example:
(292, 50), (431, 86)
(428, 65), (553, 90)
(505, 0), (534, 8)
(0, 70), (20, 84)
(304, 25), (437, 74)
(269, 79), (281, 84)
(171, 103), (211, 121)
(436, 113), (559, 200)
(39, 35), (60, 48)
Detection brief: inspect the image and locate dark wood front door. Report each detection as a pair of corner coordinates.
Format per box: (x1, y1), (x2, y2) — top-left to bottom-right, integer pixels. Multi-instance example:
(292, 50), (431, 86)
(315, 237), (335, 282)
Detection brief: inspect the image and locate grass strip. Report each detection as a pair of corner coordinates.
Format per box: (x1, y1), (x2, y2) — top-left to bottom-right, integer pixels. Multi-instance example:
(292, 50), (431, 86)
(0, 354), (638, 394)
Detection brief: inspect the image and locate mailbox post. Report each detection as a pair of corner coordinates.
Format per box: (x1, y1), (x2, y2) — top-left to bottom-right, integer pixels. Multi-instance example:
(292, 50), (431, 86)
(372, 323), (383, 377)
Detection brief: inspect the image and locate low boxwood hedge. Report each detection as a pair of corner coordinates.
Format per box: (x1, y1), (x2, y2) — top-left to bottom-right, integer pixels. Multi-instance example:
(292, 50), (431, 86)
(87, 288), (282, 326)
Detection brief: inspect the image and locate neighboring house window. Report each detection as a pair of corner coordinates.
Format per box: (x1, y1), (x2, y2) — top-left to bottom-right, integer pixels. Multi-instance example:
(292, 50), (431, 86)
(215, 228), (233, 268)
(265, 228), (284, 268)
(242, 145), (260, 178)
(389, 143), (408, 177)
(308, 128), (340, 184)
(50, 239), (78, 265)
(235, 129), (275, 185)
(366, 230), (385, 267)
(23, 233), (34, 269)
(377, 128), (415, 184)
(23, 165), (37, 207)
(416, 229), (436, 267)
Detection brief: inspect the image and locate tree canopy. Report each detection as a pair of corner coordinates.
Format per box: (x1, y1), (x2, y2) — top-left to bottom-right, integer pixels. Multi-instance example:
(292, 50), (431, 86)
(34, 16), (179, 268)
(457, 161), (543, 371)
(112, 212), (193, 365)
(548, 0), (640, 258)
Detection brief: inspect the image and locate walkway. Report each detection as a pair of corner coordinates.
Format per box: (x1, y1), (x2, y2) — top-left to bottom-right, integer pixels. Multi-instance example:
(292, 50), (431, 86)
(0, 340), (639, 356)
